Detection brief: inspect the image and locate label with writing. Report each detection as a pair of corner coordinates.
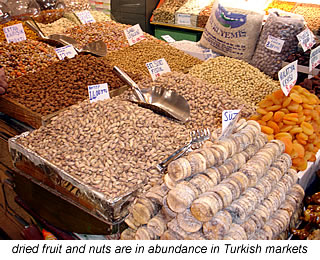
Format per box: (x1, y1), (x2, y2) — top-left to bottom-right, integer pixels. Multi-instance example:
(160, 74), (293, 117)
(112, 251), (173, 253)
(55, 45), (78, 60)
(88, 83), (110, 103)
(222, 110), (241, 133)
(146, 58), (171, 81)
(310, 45), (320, 72)
(279, 60), (298, 96)
(265, 35), (285, 53)
(297, 28), (316, 52)
(203, 49), (215, 60)
(124, 24), (146, 46)
(75, 10), (96, 24)
(3, 23), (26, 43)
(177, 14), (191, 25)
(161, 35), (176, 43)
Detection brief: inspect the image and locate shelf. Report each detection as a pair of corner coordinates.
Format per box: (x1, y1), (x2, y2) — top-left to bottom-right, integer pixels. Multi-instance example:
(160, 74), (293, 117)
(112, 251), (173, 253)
(150, 21), (205, 32)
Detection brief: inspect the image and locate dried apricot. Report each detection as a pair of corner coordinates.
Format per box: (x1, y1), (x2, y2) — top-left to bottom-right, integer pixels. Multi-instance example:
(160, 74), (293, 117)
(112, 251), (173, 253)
(275, 132), (292, 140)
(266, 105), (282, 112)
(258, 99), (273, 108)
(280, 108), (289, 114)
(262, 112), (273, 122)
(289, 127), (302, 135)
(301, 122), (314, 135)
(280, 125), (293, 132)
(257, 108), (268, 115)
(303, 109), (312, 116)
(297, 115), (306, 124)
(261, 126), (274, 135)
(274, 111), (285, 122)
(257, 120), (267, 126)
(249, 114), (261, 121)
(302, 103), (314, 110)
(282, 97), (292, 108)
(287, 102), (300, 112)
(292, 143), (305, 158)
(297, 132), (308, 141)
(290, 92), (303, 103)
(283, 120), (297, 125)
(277, 136), (293, 154)
(267, 121), (280, 134)
(267, 134), (274, 141)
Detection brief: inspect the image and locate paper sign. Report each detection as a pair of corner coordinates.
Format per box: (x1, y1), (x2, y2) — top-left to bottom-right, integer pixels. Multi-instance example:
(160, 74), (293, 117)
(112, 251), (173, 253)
(222, 110), (241, 133)
(161, 35), (175, 43)
(124, 24), (146, 46)
(75, 10), (96, 24)
(146, 58), (171, 81)
(265, 35), (285, 53)
(55, 45), (77, 60)
(279, 60), (298, 96)
(177, 14), (191, 25)
(3, 23), (26, 43)
(297, 28), (316, 52)
(88, 83), (110, 103)
(310, 45), (320, 72)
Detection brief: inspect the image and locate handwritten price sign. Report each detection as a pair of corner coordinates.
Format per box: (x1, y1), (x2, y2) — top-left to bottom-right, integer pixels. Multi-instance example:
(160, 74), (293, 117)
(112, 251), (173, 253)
(88, 83), (110, 103)
(124, 24), (146, 46)
(55, 45), (77, 60)
(279, 60), (298, 96)
(297, 28), (316, 52)
(310, 45), (320, 72)
(3, 23), (26, 43)
(146, 58), (171, 81)
(75, 11), (96, 24)
(265, 35), (285, 53)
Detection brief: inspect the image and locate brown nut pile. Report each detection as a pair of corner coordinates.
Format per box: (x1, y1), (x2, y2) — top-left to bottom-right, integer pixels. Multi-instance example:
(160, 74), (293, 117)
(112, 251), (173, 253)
(133, 72), (254, 130)
(64, 0), (91, 12)
(38, 18), (78, 35)
(0, 20), (38, 42)
(63, 21), (159, 52)
(5, 54), (142, 115)
(189, 56), (280, 107)
(17, 99), (189, 199)
(0, 39), (58, 80)
(106, 41), (202, 77)
(153, 0), (188, 24)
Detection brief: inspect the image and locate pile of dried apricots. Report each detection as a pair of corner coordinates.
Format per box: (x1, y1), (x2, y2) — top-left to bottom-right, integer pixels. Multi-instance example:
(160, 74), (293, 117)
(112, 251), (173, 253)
(250, 85), (320, 171)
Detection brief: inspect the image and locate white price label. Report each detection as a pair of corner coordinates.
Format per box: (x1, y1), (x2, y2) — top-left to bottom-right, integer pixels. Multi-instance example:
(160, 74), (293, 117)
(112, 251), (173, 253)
(146, 58), (171, 81)
(124, 24), (146, 46)
(279, 60), (298, 96)
(55, 45), (77, 60)
(161, 35), (176, 43)
(297, 28), (316, 52)
(222, 110), (241, 133)
(310, 45), (320, 72)
(75, 10), (96, 24)
(88, 83), (110, 103)
(265, 35), (285, 53)
(3, 23), (26, 43)
(177, 14), (191, 25)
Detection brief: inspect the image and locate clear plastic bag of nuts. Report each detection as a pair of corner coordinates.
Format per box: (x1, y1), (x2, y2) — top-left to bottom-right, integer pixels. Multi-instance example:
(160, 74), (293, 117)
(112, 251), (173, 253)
(250, 9), (305, 79)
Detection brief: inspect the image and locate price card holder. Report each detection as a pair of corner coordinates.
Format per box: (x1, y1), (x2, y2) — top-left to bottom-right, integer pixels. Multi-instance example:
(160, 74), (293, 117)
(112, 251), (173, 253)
(265, 35), (285, 53)
(124, 24), (146, 46)
(146, 58), (171, 81)
(279, 60), (298, 96)
(177, 14), (191, 25)
(220, 109), (242, 140)
(310, 46), (320, 72)
(3, 23), (26, 43)
(297, 28), (316, 52)
(161, 35), (175, 43)
(55, 45), (77, 60)
(88, 83), (110, 103)
(75, 10), (96, 24)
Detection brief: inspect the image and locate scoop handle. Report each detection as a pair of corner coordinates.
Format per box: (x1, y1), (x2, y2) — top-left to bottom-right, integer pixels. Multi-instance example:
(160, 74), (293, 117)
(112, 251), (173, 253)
(25, 20), (46, 39)
(113, 66), (147, 103)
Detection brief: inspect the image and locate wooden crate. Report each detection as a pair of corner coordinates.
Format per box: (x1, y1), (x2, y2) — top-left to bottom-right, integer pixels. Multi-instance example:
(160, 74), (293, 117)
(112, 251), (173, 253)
(0, 86), (128, 129)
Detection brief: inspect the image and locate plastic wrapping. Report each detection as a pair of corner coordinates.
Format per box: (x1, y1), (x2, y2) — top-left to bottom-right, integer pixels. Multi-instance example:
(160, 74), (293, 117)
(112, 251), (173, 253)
(250, 10), (305, 79)
(9, 132), (142, 224)
(0, 2), (11, 24)
(32, 0), (65, 23)
(7, 0), (40, 20)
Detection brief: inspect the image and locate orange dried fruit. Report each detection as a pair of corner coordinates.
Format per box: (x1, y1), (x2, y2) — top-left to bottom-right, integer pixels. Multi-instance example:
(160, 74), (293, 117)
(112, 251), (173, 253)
(283, 120), (297, 125)
(290, 92), (303, 103)
(297, 115), (306, 124)
(282, 97), (292, 108)
(257, 108), (268, 115)
(303, 103), (314, 110)
(275, 132), (292, 140)
(287, 102), (300, 112)
(249, 114), (261, 121)
(257, 120), (267, 126)
(280, 125), (293, 132)
(277, 136), (293, 154)
(261, 125), (274, 135)
(267, 134), (274, 141)
(292, 143), (305, 158)
(274, 111), (285, 122)
(262, 112), (273, 121)
(280, 108), (290, 114)
(258, 99), (273, 108)
(301, 122), (314, 135)
(289, 127), (302, 135)
(266, 105), (282, 112)
(297, 132), (308, 141)
(303, 109), (312, 116)
(267, 121), (280, 134)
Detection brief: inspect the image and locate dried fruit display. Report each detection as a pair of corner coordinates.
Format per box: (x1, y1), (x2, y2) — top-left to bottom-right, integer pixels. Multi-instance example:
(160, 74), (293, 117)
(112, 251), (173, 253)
(300, 73), (320, 97)
(0, 20), (38, 42)
(250, 86), (320, 171)
(121, 120), (304, 240)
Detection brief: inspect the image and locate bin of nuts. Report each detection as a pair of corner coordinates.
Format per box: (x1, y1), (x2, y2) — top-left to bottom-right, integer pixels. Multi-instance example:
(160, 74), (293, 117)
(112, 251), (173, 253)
(153, 0), (188, 24)
(292, 3), (320, 34)
(10, 97), (190, 223)
(250, 86), (320, 172)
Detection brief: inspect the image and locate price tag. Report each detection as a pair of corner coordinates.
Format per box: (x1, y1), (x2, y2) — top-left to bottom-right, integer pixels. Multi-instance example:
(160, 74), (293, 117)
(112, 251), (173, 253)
(161, 35), (175, 43)
(124, 24), (146, 46)
(55, 45), (77, 60)
(3, 23), (26, 43)
(75, 10), (96, 24)
(310, 45), (320, 72)
(203, 49), (215, 60)
(88, 83), (110, 103)
(297, 28), (316, 52)
(146, 58), (171, 81)
(278, 60), (298, 96)
(265, 35), (285, 53)
(177, 14), (191, 25)
(222, 110), (241, 133)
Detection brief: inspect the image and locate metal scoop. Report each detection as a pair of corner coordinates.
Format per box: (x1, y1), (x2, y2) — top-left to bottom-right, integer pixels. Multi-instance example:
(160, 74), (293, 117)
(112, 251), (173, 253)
(113, 66), (190, 123)
(25, 21), (107, 57)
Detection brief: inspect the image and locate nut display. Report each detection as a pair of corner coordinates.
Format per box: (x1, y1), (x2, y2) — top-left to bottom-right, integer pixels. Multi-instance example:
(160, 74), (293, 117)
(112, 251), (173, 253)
(197, 4), (212, 28)
(106, 41), (203, 77)
(16, 98), (190, 199)
(64, 0), (91, 12)
(0, 20), (39, 42)
(0, 39), (58, 81)
(153, 0), (188, 24)
(4, 54), (142, 115)
(250, 86), (320, 171)
(189, 56), (280, 106)
(264, 0), (297, 15)
(38, 17), (78, 35)
(132, 72), (254, 130)
(121, 120), (305, 240)
(292, 3), (320, 33)
(250, 12), (304, 79)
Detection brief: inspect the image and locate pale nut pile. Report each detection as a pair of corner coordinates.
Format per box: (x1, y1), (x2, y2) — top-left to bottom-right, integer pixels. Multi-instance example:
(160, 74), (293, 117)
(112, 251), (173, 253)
(17, 98), (189, 199)
(153, 0), (188, 24)
(106, 41), (203, 77)
(134, 72), (255, 130)
(189, 56), (280, 107)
